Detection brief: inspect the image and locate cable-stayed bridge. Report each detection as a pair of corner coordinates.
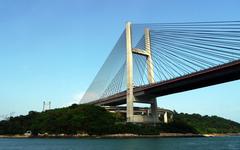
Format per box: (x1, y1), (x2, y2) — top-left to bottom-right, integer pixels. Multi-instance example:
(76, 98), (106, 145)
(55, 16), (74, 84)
(81, 21), (240, 123)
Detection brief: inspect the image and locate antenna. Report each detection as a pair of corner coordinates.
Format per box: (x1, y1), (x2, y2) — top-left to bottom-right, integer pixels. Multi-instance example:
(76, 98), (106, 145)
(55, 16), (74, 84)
(42, 101), (51, 111)
(43, 101), (46, 111)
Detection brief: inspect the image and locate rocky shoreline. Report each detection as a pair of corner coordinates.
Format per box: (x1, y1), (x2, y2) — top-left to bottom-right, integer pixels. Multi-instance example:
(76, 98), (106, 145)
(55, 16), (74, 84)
(1, 133), (240, 139)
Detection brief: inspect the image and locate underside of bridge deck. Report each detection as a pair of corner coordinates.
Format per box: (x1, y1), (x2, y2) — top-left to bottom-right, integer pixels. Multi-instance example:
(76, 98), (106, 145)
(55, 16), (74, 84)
(90, 60), (240, 106)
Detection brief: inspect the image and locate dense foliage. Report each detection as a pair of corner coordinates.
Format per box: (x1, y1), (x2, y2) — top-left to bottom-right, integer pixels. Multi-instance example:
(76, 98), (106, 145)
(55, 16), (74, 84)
(0, 104), (118, 135)
(0, 104), (240, 135)
(174, 112), (240, 134)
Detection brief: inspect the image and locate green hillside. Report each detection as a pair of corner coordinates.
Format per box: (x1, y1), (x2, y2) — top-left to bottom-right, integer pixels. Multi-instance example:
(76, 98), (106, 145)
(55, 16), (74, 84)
(0, 104), (239, 136)
(173, 113), (240, 134)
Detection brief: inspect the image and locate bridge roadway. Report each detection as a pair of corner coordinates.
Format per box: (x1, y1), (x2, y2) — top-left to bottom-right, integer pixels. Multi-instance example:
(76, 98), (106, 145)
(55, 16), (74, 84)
(88, 60), (240, 106)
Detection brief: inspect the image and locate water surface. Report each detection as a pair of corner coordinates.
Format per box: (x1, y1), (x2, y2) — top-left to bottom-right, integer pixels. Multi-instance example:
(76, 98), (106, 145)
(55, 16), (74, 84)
(0, 136), (240, 150)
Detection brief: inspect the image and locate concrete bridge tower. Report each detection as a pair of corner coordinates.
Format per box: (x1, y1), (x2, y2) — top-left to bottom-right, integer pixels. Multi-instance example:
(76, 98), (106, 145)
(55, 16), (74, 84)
(126, 22), (158, 123)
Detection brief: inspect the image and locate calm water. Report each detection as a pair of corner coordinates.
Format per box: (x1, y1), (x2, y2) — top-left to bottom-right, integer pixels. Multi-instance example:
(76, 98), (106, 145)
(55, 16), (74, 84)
(0, 136), (240, 150)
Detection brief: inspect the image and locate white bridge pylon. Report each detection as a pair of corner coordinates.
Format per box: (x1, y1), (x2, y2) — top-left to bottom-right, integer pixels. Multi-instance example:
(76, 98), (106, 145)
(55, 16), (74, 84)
(126, 22), (158, 123)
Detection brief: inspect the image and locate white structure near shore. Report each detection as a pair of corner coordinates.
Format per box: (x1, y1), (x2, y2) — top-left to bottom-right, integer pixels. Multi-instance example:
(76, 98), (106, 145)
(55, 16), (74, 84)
(103, 106), (173, 123)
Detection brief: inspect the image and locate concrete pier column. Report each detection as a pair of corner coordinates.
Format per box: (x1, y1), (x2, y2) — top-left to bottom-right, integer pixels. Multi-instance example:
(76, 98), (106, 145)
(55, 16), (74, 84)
(145, 28), (158, 123)
(151, 98), (158, 123)
(126, 22), (134, 122)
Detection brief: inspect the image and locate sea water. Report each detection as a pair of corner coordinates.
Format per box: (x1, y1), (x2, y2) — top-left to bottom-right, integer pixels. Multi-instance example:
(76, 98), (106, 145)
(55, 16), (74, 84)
(0, 136), (239, 150)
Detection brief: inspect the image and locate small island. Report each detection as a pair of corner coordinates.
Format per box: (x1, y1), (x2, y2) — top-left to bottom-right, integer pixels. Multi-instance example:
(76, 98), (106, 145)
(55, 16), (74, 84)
(0, 104), (240, 138)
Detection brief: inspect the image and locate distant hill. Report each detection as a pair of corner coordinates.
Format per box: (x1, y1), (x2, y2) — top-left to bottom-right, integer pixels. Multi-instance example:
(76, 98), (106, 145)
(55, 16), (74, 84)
(0, 104), (239, 136)
(172, 112), (240, 134)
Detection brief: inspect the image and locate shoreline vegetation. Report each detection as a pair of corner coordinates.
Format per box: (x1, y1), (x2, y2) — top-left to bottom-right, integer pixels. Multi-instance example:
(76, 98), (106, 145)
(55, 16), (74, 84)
(1, 104), (240, 137)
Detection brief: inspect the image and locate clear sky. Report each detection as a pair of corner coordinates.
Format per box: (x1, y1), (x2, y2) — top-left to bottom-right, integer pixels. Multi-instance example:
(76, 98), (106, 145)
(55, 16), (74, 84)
(0, 0), (240, 122)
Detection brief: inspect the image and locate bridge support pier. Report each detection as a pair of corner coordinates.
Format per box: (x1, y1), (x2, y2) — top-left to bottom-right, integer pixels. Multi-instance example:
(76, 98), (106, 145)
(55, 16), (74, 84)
(126, 22), (158, 123)
(145, 28), (158, 124)
(126, 22), (134, 122)
(151, 98), (158, 124)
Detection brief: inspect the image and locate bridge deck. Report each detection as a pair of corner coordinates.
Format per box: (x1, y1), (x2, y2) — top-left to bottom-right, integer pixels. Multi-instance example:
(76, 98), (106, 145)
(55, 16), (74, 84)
(89, 60), (240, 106)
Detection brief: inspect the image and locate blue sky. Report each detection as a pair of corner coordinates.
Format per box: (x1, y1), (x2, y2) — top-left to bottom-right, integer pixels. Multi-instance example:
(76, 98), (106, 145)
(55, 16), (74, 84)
(0, 0), (240, 122)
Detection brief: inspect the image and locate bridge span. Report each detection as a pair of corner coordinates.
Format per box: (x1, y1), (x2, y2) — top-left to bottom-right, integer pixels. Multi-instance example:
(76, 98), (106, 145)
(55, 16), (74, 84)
(81, 21), (240, 123)
(89, 60), (240, 106)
